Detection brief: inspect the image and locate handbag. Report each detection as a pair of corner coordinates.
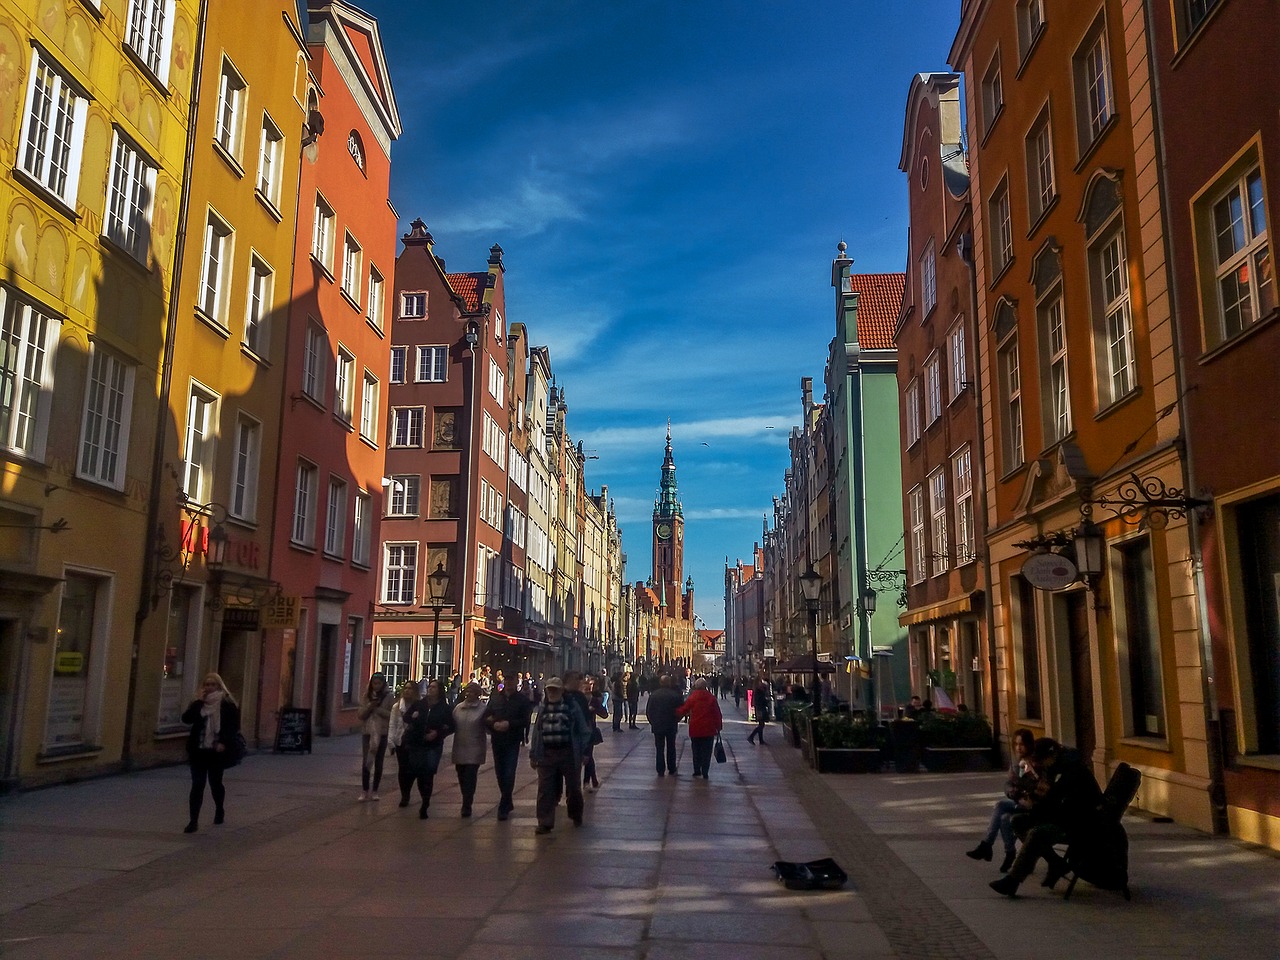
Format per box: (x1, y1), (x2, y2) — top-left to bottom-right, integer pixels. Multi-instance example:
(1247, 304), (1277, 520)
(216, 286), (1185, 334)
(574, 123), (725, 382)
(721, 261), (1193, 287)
(714, 733), (727, 764)
(223, 732), (248, 768)
(590, 725), (604, 746)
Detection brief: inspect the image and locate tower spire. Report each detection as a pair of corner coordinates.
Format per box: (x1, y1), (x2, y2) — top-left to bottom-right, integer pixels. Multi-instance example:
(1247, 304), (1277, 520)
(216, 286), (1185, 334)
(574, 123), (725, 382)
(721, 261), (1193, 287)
(655, 421), (681, 519)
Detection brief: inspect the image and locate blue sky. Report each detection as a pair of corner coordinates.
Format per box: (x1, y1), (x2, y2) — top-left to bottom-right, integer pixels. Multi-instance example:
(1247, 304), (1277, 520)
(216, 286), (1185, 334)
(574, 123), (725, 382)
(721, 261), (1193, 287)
(360, 1), (961, 627)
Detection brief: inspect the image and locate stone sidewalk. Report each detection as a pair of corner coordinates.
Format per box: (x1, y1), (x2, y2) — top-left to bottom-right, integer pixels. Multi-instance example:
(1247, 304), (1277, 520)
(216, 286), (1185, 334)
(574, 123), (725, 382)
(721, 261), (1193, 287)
(1, 699), (1276, 960)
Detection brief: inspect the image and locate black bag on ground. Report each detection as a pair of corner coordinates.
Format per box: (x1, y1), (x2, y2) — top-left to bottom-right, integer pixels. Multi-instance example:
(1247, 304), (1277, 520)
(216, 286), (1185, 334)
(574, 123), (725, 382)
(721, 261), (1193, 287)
(772, 858), (848, 890)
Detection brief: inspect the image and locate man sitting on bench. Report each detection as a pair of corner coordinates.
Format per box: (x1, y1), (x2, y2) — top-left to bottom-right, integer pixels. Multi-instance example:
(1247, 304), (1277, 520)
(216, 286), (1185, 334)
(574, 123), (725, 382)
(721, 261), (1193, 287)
(990, 737), (1103, 898)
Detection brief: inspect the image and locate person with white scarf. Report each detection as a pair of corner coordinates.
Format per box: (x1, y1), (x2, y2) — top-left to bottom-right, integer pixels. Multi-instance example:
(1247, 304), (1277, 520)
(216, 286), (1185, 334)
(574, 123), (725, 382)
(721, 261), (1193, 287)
(181, 673), (241, 834)
(357, 672), (393, 800)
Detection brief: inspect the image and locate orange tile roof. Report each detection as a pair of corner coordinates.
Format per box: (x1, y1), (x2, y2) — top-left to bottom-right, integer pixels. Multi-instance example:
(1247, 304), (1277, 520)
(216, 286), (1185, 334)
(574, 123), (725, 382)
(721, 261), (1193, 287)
(851, 272), (905, 350)
(446, 272), (485, 311)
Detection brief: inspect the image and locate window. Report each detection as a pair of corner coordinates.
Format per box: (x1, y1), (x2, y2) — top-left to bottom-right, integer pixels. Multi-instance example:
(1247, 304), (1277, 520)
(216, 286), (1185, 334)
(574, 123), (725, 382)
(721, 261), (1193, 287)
(311, 194), (334, 269)
(325, 477), (347, 556)
(909, 486), (926, 584)
(1236, 493), (1280, 754)
(198, 211), (233, 324)
(1115, 537), (1165, 739)
(1091, 227), (1137, 405)
(256, 114), (283, 207)
(388, 475), (420, 516)
(389, 346), (406, 384)
(344, 618), (363, 706)
(981, 54), (1003, 136)
(419, 633), (452, 681)
(379, 637), (410, 692)
(391, 407), (424, 447)
(1206, 165), (1274, 344)
(302, 321), (325, 401)
(416, 345), (447, 382)
(429, 478), (458, 519)
(925, 352), (943, 424)
(920, 241), (937, 316)
(78, 346), (134, 489)
(383, 543), (418, 604)
(127, 0), (173, 80)
(905, 379), (921, 447)
(989, 178), (1013, 275)
(1026, 109), (1056, 223)
(953, 447), (975, 564)
(360, 371), (378, 443)
(401, 292), (426, 319)
(45, 572), (106, 749)
(929, 468), (949, 576)
(1179, 0), (1221, 39)
(997, 330), (1024, 470)
(104, 132), (156, 261)
(244, 256), (272, 357)
(1016, 0), (1045, 59)
(18, 50), (88, 207)
(214, 58), (245, 158)
(1015, 577), (1042, 720)
(342, 233), (361, 302)
(1, 289), (59, 460)
(334, 346), (354, 423)
(1038, 288), (1072, 442)
(352, 492), (372, 567)
(1073, 18), (1114, 151)
(948, 319), (967, 400)
(230, 414), (260, 521)
(482, 412), (506, 467)
(291, 459), (318, 546)
(181, 384), (217, 502)
(157, 585), (198, 731)
(367, 268), (384, 329)
(488, 356), (505, 401)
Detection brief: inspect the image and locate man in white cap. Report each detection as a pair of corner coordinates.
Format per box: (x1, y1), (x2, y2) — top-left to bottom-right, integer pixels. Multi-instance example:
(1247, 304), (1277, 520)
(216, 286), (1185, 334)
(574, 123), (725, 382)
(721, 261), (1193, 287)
(528, 676), (590, 834)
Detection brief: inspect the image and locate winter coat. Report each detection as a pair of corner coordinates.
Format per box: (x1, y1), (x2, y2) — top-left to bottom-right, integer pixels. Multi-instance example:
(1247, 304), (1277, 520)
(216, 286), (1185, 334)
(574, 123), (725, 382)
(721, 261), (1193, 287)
(645, 686), (684, 735)
(485, 689), (532, 750)
(402, 699), (454, 758)
(181, 698), (241, 761)
(357, 688), (393, 737)
(388, 697), (414, 749)
(451, 699), (489, 766)
(676, 688), (723, 738)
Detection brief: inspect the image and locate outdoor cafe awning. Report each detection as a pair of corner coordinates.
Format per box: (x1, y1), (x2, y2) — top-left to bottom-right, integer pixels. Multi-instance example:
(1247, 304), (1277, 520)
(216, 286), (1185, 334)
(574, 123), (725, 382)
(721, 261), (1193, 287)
(773, 654), (836, 674)
(476, 628), (554, 649)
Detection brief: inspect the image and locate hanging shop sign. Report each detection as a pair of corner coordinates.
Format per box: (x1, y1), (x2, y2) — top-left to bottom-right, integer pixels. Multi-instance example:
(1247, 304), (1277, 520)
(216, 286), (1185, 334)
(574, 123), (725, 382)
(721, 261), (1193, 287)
(1021, 551), (1079, 592)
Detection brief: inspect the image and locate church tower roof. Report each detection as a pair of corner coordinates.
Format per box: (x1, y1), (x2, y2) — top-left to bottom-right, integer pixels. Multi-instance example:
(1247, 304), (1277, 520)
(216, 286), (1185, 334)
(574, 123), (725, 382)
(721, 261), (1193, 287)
(653, 420), (683, 519)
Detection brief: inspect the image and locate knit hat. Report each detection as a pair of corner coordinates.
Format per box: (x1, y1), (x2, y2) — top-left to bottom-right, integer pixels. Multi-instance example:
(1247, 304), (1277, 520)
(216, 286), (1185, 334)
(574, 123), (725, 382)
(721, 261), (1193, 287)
(544, 676), (564, 689)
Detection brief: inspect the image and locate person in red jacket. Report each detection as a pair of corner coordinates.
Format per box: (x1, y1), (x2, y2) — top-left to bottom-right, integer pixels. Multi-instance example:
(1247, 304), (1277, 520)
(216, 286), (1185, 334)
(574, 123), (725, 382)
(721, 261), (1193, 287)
(676, 678), (723, 779)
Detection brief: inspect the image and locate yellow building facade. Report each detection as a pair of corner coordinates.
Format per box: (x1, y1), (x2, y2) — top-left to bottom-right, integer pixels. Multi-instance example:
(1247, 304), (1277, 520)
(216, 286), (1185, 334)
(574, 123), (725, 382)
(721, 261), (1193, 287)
(0, 0), (199, 785)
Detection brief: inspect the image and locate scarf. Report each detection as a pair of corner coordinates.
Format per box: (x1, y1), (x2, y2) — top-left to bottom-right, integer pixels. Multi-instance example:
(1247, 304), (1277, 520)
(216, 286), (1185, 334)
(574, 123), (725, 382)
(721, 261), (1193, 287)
(201, 689), (224, 749)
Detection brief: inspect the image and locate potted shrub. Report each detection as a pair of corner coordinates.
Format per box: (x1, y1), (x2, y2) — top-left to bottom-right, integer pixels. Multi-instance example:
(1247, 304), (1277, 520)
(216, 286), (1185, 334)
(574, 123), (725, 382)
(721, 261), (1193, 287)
(919, 712), (996, 772)
(810, 713), (885, 773)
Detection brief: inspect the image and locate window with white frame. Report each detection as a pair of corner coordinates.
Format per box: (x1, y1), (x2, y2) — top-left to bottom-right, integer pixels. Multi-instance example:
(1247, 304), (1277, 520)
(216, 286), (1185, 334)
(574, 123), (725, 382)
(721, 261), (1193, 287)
(291, 459), (318, 547)
(367, 267), (384, 329)
(995, 303), (1024, 471)
(1091, 226), (1136, 405)
(981, 54), (1003, 136)
(334, 346), (354, 423)
(482, 412), (506, 467)
(925, 352), (943, 424)
(1204, 164), (1274, 344)
(78, 345), (134, 489)
(948, 318), (967, 400)
(325, 476), (347, 556)
(214, 57), (245, 159)
(378, 637), (410, 691)
(1073, 17), (1114, 151)
(488, 355), (505, 401)
(18, 50), (88, 207)
(929, 468), (949, 576)
(360, 371), (378, 443)
(244, 255), (272, 357)
(953, 446), (975, 564)
(905, 378), (921, 447)
(127, 0), (174, 80)
(256, 113), (282, 207)
(302, 320), (325, 400)
(391, 407), (424, 447)
(104, 132), (156, 262)
(181, 384), (218, 503)
(388, 475), (420, 516)
(389, 345), (406, 384)
(198, 211), (233, 324)
(1026, 108), (1056, 223)
(990, 178), (1013, 275)
(401, 291), (426, 319)
(352, 492), (371, 567)
(342, 233), (361, 302)
(383, 543), (418, 603)
(909, 486), (926, 584)
(1016, 0), (1045, 59)
(920, 241), (937, 316)
(311, 194), (334, 269)
(230, 413), (260, 521)
(416, 345), (447, 382)
(1038, 287), (1072, 442)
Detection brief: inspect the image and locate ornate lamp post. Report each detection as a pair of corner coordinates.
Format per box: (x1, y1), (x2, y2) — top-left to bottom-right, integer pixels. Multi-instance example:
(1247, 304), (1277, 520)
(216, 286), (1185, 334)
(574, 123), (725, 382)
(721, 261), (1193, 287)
(799, 566), (822, 716)
(427, 562), (451, 680)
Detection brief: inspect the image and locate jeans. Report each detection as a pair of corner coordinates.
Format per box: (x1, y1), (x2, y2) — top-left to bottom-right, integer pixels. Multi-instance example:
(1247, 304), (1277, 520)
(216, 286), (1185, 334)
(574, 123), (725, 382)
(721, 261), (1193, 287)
(690, 736), (714, 776)
(984, 797), (1020, 853)
(456, 763), (479, 812)
(582, 743), (598, 786)
(409, 744), (442, 808)
(653, 730), (677, 774)
(536, 745), (583, 828)
(748, 715), (767, 742)
(361, 734), (387, 792)
(188, 749), (225, 822)
(492, 742), (521, 814)
(627, 700), (639, 726)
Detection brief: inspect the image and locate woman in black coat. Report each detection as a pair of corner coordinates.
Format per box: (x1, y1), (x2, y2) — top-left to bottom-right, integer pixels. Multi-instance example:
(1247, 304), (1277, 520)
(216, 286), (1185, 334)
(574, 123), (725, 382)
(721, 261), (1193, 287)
(181, 673), (242, 833)
(401, 678), (455, 819)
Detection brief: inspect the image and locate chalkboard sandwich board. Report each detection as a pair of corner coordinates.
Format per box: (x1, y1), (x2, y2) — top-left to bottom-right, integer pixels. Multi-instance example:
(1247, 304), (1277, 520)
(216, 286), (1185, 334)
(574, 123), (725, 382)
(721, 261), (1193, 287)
(275, 708), (312, 754)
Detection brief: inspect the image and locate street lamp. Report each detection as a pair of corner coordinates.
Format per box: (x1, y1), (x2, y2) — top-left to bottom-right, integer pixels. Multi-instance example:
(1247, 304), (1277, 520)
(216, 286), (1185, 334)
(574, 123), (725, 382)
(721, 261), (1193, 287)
(799, 566), (822, 716)
(427, 562), (451, 679)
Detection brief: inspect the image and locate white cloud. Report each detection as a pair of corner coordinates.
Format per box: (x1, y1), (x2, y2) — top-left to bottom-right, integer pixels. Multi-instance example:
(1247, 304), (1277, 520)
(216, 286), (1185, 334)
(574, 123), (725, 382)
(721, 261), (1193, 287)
(433, 175), (586, 239)
(578, 415), (793, 453)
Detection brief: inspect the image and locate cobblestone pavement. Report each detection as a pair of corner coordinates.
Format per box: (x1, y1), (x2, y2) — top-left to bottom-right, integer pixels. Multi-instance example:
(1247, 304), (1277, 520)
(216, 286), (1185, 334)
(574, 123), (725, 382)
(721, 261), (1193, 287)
(2, 699), (1276, 960)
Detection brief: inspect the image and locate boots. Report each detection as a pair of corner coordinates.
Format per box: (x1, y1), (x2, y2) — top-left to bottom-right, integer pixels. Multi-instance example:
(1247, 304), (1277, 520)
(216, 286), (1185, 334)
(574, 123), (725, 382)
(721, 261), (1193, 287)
(989, 874), (1020, 897)
(966, 840), (994, 862)
(999, 849), (1016, 873)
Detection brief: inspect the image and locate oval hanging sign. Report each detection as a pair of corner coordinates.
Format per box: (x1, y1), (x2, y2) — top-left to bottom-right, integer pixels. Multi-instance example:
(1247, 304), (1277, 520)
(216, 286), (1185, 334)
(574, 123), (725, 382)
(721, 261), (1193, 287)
(1021, 551), (1079, 591)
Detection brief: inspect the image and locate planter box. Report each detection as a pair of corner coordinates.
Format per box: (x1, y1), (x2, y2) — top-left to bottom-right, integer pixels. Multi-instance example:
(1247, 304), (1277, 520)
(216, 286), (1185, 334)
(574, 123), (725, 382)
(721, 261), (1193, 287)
(815, 747), (882, 774)
(922, 746), (996, 772)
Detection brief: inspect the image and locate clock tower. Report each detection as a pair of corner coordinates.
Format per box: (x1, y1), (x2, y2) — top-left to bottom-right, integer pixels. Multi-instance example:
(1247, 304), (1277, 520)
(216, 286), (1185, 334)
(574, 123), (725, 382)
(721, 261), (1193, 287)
(653, 422), (684, 610)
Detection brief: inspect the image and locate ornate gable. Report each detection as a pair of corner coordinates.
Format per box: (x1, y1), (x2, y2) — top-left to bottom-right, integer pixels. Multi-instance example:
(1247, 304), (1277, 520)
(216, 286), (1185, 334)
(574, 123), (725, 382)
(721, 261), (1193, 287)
(1013, 442), (1095, 517)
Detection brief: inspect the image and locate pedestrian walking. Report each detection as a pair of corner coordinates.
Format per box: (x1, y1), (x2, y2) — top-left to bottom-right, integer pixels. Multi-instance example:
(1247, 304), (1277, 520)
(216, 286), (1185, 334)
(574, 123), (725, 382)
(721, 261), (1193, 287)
(529, 677), (590, 835)
(677, 678), (723, 779)
(645, 674), (684, 776)
(625, 669), (640, 729)
(402, 678), (454, 819)
(733, 676), (744, 710)
(485, 677), (532, 821)
(747, 672), (772, 745)
(181, 673), (242, 833)
(610, 671), (625, 731)
(357, 672), (393, 800)
(582, 676), (608, 792)
(451, 682), (488, 817)
(388, 681), (419, 807)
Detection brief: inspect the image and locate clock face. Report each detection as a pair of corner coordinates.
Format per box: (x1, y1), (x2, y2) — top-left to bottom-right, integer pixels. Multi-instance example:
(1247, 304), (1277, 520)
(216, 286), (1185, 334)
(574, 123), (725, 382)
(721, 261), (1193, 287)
(656, 522), (672, 540)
